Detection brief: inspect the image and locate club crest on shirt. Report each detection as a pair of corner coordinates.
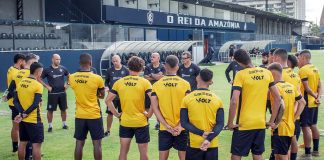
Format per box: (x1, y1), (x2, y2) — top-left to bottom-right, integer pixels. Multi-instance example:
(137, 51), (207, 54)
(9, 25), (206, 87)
(189, 69), (193, 72)
(60, 69), (63, 72)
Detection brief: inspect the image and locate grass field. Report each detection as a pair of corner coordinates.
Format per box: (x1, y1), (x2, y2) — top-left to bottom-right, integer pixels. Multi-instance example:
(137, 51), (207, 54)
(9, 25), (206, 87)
(0, 50), (324, 160)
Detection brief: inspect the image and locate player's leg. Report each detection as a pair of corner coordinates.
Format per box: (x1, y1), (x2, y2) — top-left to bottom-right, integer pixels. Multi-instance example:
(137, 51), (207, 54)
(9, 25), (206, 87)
(10, 106), (19, 152)
(119, 125), (135, 160)
(47, 94), (58, 132)
(309, 107), (320, 156)
(135, 125), (150, 160)
(300, 106), (312, 156)
(18, 141), (28, 160)
(251, 130), (265, 160)
(59, 93), (68, 129)
(31, 143), (42, 160)
(119, 138), (132, 160)
(158, 131), (173, 160)
(205, 148), (218, 160)
(88, 118), (104, 160)
(231, 130), (254, 160)
(290, 136), (298, 160)
(74, 118), (88, 160)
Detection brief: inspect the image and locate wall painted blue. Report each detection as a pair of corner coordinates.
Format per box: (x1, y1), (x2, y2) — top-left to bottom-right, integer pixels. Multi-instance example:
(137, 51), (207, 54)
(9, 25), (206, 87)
(0, 50), (104, 91)
(305, 45), (324, 50)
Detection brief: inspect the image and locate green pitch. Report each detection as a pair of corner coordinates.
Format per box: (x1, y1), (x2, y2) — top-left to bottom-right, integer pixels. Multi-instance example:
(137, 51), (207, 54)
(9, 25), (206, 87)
(0, 50), (324, 159)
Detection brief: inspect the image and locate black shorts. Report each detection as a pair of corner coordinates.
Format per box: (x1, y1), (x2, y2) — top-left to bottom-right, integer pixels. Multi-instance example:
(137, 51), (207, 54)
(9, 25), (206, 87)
(231, 129), (265, 157)
(119, 125), (150, 144)
(145, 94), (150, 109)
(19, 121), (44, 143)
(186, 147), (218, 160)
(159, 131), (188, 151)
(47, 92), (67, 111)
(10, 105), (19, 120)
(294, 120), (301, 140)
(74, 118), (104, 140)
(106, 99), (122, 115)
(271, 135), (292, 155)
(300, 107), (318, 127)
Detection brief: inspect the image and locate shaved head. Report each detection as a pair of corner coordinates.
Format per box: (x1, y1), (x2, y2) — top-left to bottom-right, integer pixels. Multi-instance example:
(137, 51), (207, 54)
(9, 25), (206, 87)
(298, 50), (312, 67)
(52, 53), (61, 67)
(151, 52), (160, 64)
(112, 54), (122, 68)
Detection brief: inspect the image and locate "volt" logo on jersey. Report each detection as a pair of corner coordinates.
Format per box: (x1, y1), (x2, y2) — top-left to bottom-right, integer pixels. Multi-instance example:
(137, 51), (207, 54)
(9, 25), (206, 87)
(285, 89), (293, 94)
(290, 74), (296, 78)
(75, 79), (87, 84)
(163, 83), (178, 87)
(196, 98), (211, 103)
(20, 84), (29, 88)
(251, 75), (264, 80)
(125, 82), (137, 86)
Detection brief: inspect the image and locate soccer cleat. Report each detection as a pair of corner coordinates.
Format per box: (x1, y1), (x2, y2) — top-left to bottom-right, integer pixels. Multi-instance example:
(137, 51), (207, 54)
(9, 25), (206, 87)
(104, 131), (110, 137)
(311, 151), (320, 157)
(48, 127), (53, 132)
(298, 154), (312, 160)
(62, 125), (68, 129)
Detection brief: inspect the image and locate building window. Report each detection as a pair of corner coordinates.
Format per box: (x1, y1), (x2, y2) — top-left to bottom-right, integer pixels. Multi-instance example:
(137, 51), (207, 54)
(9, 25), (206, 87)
(129, 28), (144, 41)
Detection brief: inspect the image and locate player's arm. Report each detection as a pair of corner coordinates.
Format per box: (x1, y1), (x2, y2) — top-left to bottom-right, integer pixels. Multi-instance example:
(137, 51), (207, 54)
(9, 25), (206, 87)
(180, 108), (204, 136)
(97, 88), (105, 99)
(38, 78), (52, 92)
(268, 85), (281, 126)
(144, 66), (154, 81)
(105, 91), (119, 117)
(24, 93), (42, 116)
(13, 91), (25, 113)
(302, 79), (317, 98)
(206, 108), (225, 142)
(6, 80), (16, 99)
(316, 79), (322, 104)
(144, 91), (154, 118)
(150, 95), (169, 126)
(227, 89), (240, 129)
(151, 72), (164, 80)
(294, 95), (306, 121)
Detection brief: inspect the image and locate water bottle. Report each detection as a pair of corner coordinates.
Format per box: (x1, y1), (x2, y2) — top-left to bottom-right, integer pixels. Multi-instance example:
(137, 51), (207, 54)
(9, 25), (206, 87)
(1, 89), (9, 103)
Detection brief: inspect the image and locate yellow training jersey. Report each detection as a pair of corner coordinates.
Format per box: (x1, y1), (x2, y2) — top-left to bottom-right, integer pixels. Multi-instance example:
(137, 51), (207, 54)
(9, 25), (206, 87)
(282, 68), (301, 91)
(232, 67), (275, 130)
(298, 64), (320, 108)
(7, 66), (19, 106)
(152, 75), (191, 130)
(69, 71), (105, 119)
(111, 75), (152, 128)
(181, 89), (223, 148)
(270, 82), (302, 137)
(14, 69), (30, 86)
(16, 77), (43, 124)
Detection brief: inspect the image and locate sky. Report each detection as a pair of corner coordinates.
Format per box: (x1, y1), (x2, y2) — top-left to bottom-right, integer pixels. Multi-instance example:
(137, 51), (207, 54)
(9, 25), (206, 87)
(305, 0), (324, 24)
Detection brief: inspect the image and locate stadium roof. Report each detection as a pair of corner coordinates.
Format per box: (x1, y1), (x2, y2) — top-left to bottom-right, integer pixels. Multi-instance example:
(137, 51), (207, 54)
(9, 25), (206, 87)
(176, 0), (306, 23)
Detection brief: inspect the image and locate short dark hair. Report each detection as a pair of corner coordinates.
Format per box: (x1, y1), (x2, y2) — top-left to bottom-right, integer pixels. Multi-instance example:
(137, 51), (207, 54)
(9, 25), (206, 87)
(30, 62), (43, 74)
(288, 55), (298, 68)
(25, 53), (38, 62)
(165, 55), (179, 68)
(294, 52), (300, 57)
(13, 53), (26, 63)
(269, 48), (277, 55)
(199, 68), (213, 82)
(299, 50), (311, 58)
(80, 53), (92, 66)
(268, 62), (282, 73)
(128, 52), (138, 59)
(128, 56), (144, 72)
(233, 49), (251, 65)
(261, 51), (269, 57)
(273, 48), (288, 61)
(182, 51), (191, 58)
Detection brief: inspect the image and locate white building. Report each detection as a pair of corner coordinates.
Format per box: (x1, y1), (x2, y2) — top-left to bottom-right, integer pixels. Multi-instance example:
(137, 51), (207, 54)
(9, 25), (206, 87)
(231, 0), (306, 20)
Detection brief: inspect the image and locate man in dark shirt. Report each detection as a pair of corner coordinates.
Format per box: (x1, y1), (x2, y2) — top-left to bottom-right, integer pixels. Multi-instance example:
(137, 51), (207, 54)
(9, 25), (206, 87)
(225, 60), (243, 85)
(39, 54), (69, 132)
(177, 51), (201, 90)
(144, 52), (165, 130)
(105, 55), (129, 137)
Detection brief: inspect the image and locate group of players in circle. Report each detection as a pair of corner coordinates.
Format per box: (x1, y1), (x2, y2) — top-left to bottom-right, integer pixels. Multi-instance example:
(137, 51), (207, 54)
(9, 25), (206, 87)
(2, 48), (321, 160)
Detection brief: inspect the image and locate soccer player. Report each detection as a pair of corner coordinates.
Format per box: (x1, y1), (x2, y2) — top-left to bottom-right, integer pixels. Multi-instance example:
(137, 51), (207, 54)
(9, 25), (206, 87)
(181, 68), (224, 160)
(4, 53), (26, 153)
(13, 62), (44, 160)
(105, 55), (129, 137)
(39, 54), (69, 132)
(69, 54), (105, 160)
(144, 52), (165, 130)
(272, 49), (303, 160)
(105, 56), (152, 160)
(298, 50), (322, 158)
(150, 55), (191, 160)
(225, 60), (243, 85)
(268, 48), (277, 64)
(177, 51), (201, 90)
(287, 55), (299, 69)
(268, 63), (306, 160)
(259, 51), (269, 68)
(227, 49), (281, 160)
